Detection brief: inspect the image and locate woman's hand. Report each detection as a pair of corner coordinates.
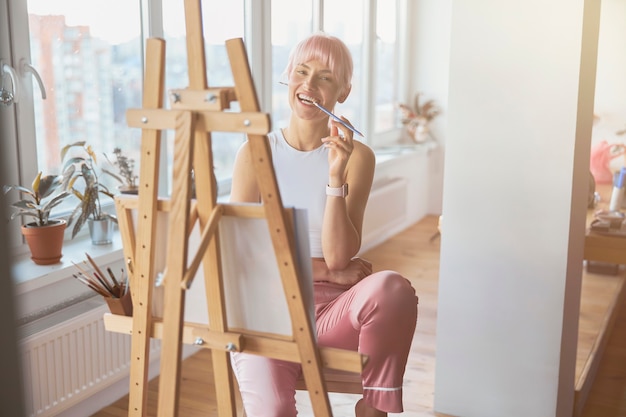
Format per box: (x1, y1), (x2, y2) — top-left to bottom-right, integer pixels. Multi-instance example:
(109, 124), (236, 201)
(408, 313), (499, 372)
(313, 257), (373, 286)
(322, 118), (355, 182)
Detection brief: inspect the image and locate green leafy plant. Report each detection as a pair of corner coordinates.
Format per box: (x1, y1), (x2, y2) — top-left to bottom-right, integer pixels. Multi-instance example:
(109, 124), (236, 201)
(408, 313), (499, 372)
(3, 172), (70, 227)
(61, 141), (118, 238)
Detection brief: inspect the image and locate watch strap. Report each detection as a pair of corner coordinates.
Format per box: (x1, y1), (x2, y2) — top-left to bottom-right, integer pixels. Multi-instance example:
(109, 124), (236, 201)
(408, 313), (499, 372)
(326, 183), (348, 198)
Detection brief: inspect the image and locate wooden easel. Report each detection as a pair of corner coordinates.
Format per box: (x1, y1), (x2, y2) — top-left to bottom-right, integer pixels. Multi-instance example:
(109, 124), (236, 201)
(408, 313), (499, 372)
(103, 1), (365, 416)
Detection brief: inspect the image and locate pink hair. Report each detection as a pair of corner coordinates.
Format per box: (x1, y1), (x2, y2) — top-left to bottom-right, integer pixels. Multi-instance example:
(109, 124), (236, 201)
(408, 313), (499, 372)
(285, 32), (353, 93)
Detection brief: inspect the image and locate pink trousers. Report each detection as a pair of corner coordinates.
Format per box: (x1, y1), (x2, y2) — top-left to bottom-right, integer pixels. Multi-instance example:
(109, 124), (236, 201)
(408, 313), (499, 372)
(231, 270), (418, 416)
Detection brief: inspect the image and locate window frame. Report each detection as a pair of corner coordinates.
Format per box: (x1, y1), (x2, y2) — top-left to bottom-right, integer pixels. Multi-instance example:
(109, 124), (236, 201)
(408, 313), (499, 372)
(3, 0), (411, 282)
(2, 0), (38, 251)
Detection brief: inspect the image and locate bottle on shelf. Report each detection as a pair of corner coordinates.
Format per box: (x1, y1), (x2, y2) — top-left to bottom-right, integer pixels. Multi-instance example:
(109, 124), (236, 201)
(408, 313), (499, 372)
(608, 167), (626, 212)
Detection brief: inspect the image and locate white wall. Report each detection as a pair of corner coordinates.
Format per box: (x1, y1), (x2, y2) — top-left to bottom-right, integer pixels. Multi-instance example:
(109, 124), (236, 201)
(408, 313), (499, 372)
(407, 0), (626, 216)
(591, 0), (626, 178)
(407, 0), (453, 215)
(407, 0), (452, 142)
(434, 1), (599, 416)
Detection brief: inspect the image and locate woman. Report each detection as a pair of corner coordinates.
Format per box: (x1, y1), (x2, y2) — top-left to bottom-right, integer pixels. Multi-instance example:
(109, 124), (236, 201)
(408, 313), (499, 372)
(230, 32), (418, 417)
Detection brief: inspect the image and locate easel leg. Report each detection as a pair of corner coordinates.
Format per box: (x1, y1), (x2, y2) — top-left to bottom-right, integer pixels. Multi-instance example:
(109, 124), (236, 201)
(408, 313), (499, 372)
(127, 37), (166, 417)
(226, 38), (333, 417)
(156, 112), (196, 417)
(184, 1), (238, 415)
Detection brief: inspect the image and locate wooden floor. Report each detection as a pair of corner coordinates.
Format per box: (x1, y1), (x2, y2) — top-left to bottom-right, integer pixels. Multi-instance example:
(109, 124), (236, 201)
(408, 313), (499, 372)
(91, 215), (626, 417)
(579, 285), (626, 417)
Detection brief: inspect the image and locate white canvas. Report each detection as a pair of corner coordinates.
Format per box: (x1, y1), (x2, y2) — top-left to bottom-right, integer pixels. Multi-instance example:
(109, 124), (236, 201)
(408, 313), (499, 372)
(143, 206), (314, 337)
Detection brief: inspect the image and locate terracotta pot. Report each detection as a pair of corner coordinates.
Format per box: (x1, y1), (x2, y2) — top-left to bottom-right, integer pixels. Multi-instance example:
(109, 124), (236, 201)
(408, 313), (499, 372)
(21, 219), (66, 265)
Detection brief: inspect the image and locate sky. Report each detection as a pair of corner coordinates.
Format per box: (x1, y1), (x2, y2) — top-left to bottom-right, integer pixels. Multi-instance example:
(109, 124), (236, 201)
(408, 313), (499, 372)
(27, 0), (244, 45)
(28, 0), (141, 44)
(26, 0), (393, 46)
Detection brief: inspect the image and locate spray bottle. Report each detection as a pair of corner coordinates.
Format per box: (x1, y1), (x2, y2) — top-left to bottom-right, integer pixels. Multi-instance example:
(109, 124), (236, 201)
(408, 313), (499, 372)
(609, 167), (626, 212)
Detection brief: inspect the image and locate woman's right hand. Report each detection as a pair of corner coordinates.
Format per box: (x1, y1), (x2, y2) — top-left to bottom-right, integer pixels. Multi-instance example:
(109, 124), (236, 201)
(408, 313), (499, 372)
(312, 257), (373, 286)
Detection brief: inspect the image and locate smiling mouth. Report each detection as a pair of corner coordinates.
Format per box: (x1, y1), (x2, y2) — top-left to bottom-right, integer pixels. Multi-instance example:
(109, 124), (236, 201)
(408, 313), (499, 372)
(297, 93), (318, 105)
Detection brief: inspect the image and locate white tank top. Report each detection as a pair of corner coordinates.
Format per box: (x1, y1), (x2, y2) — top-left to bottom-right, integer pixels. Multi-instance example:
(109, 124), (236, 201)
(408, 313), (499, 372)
(268, 130), (328, 258)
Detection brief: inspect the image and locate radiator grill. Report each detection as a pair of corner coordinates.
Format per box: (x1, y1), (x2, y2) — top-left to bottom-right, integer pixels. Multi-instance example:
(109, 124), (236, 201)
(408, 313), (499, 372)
(19, 299), (158, 417)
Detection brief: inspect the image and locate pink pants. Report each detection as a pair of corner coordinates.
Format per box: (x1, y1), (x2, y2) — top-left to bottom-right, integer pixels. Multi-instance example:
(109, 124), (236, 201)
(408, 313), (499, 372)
(231, 270), (418, 416)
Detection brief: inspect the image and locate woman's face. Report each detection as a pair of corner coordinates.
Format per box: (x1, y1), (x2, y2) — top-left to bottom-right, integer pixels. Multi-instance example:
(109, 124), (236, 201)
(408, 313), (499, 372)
(288, 59), (347, 122)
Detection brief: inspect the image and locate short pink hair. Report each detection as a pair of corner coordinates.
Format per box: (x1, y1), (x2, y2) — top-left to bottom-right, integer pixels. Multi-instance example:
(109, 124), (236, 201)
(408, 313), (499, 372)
(285, 32), (353, 93)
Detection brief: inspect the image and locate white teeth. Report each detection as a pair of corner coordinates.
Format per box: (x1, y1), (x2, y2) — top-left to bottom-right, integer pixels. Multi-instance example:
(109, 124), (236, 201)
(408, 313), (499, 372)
(297, 94), (317, 104)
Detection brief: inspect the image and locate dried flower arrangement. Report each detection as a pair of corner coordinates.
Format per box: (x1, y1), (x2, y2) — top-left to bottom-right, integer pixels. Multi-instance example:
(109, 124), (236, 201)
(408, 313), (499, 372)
(398, 93), (441, 143)
(105, 147), (138, 193)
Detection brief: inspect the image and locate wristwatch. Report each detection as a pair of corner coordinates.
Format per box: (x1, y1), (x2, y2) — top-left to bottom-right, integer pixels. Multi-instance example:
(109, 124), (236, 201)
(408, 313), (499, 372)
(326, 183), (348, 198)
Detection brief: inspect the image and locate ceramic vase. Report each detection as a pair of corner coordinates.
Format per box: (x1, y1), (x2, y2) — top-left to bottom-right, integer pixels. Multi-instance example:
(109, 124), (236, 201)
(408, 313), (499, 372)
(88, 218), (114, 245)
(413, 123), (430, 143)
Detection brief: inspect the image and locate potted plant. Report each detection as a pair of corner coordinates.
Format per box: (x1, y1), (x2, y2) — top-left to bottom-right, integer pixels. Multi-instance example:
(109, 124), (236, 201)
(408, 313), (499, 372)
(61, 141), (118, 245)
(104, 147), (138, 195)
(3, 172), (70, 264)
(398, 93), (441, 143)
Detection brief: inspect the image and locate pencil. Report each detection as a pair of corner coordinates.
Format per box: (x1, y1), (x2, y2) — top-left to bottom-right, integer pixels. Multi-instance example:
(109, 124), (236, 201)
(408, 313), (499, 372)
(313, 102), (364, 137)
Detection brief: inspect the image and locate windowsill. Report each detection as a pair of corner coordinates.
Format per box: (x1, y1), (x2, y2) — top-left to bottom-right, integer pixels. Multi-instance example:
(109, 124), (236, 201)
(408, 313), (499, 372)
(12, 231), (124, 296)
(374, 140), (438, 165)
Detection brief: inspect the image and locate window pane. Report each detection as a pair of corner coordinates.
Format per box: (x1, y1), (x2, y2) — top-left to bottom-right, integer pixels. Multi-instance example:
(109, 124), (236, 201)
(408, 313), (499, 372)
(162, 0), (245, 189)
(374, 0), (398, 133)
(27, 0), (143, 208)
(271, 0), (313, 128)
(323, 0), (363, 134)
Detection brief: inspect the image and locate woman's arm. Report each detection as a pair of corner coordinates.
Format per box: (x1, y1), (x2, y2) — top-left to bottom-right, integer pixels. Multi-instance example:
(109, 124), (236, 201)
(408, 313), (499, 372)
(230, 141), (261, 203)
(312, 257), (373, 285)
(321, 137), (375, 270)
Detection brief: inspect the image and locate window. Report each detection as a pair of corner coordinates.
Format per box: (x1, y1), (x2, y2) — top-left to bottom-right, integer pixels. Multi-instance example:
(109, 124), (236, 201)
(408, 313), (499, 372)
(1, 0), (145, 252)
(26, 0), (143, 212)
(270, 0), (313, 128)
(322, 0), (364, 131)
(162, 0), (246, 191)
(271, 0), (401, 140)
(2, 0), (409, 260)
(374, 0), (398, 133)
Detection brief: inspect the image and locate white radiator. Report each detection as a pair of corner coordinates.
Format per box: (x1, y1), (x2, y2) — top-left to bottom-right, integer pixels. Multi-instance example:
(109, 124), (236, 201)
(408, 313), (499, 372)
(18, 298), (160, 417)
(361, 177), (409, 252)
